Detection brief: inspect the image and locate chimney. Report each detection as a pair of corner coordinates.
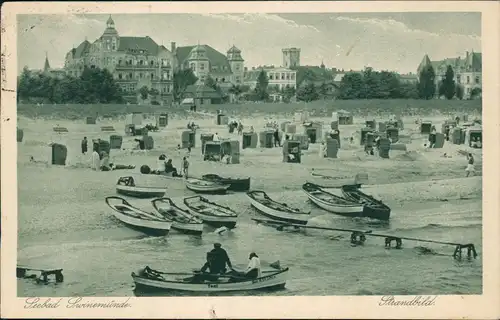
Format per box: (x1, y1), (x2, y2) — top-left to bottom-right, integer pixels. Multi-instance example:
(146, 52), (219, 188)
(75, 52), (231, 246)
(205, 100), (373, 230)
(171, 42), (176, 53)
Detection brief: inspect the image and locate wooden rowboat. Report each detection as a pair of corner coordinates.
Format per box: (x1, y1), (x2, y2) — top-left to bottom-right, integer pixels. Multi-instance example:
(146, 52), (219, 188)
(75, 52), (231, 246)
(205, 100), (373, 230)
(246, 190), (310, 225)
(202, 174), (251, 192)
(105, 196), (172, 236)
(185, 178), (230, 194)
(132, 265), (288, 292)
(116, 176), (166, 198)
(151, 198), (204, 235)
(302, 182), (364, 216)
(183, 195), (238, 229)
(341, 184), (391, 220)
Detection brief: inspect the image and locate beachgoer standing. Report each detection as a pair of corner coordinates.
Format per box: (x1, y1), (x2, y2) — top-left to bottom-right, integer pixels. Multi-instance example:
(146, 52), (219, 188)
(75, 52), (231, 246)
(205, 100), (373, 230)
(273, 128), (281, 147)
(182, 157), (189, 178)
(213, 132), (220, 142)
(91, 149), (100, 171)
(81, 137), (88, 155)
(466, 153), (475, 177)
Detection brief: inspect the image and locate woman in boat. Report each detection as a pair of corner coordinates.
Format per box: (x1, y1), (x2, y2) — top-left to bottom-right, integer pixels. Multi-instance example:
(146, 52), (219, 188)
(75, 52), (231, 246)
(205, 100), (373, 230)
(245, 252), (262, 279)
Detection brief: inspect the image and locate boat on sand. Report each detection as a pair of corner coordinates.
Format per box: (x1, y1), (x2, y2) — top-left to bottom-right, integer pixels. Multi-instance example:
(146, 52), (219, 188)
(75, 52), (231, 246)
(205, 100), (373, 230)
(183, 195), (238, 229)
(151, 198), (204, 235)
(202, 174), (251, 192)
(132, 263), (289, 292)
(185, 178), (230, 194)
(116, 176), (166, 198)
(341, 184), (391, 220)
(302, 182), (364, 216)
(246, 190), (310, 225)
(105, 196), (172, 236)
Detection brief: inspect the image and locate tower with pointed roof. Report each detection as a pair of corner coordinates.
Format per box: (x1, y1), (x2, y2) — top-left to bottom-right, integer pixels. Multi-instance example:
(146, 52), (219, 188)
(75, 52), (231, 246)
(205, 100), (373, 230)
(43, 52), (51, 74)
(101, 15), (120, 53)
(187, 44), (210, 84)
(227, 45), (244, 85)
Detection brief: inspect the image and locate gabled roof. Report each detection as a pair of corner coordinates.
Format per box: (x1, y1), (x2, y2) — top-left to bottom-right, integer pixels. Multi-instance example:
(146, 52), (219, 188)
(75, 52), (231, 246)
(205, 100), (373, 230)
(176, 45), (232, 74)
(117, 36), (161, 55)
(184, 84), (222, 99)
(417, 54), (432, 74)
(72, 40), (91, 59)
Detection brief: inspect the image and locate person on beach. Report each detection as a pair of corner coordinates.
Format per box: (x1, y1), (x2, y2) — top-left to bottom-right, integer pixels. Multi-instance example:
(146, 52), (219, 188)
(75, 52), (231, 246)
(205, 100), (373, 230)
(156, 154), (167, 173)
(273, 128), (281, 147)
(165, 159), (181, 177)
(182, 157), (189, 178)
(91, 149), (100, 171)
(249, 126), (255, 134)
(81, 137), (88, 155)
(213, 132), (220, 142)
(466, 153), (475, 177)
(237, 122), (243, 135)
(319, 142), (327, 158)
(429, 126), (437, 148)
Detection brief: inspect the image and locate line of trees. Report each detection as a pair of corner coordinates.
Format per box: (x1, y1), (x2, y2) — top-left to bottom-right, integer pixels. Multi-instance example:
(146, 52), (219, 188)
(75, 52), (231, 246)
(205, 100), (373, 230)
(17, 66), (124, 104)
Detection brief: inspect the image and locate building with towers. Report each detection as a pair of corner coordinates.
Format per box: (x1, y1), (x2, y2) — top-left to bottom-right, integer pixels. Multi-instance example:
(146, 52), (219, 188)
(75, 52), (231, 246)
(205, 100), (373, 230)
(417, 50), (482, 99)
(282, 48), (301, 68)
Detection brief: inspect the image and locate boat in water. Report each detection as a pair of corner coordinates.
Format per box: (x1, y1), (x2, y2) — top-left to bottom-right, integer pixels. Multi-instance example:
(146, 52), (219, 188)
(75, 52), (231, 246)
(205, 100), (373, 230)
(151, 198), (204, 235)
(202, 174), (251, 192)
(132, 264), (289, 292)
(183, 195), (238, 229)
(116, 176), (166, 198)
(302, 182), (364, 216)
(246, 190), (310, 225)
(185, 178), (230, 194)
(105, 196), (172, 236)
(341, 184), (391, 220)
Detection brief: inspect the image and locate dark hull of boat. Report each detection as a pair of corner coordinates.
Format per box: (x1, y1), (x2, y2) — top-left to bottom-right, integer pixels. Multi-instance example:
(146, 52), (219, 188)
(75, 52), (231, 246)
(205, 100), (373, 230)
(251, 206), (308, 225)
(341, 186), (391, 220)
(204, 220), (237, 229)
(133, 282), (286, 294)
(116, 188), (165, 199)
(120, 222), (170, 236)
(171, 225), (203, 235)
(202, 175), (250, 192)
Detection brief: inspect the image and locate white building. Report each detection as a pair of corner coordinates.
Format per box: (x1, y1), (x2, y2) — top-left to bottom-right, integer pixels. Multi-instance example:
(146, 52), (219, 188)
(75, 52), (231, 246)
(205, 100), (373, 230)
(243, 67), (297, 91)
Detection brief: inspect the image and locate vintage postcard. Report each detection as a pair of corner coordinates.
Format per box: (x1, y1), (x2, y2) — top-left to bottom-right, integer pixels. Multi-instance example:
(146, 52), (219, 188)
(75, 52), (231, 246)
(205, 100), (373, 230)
(1, 1), (499, 319)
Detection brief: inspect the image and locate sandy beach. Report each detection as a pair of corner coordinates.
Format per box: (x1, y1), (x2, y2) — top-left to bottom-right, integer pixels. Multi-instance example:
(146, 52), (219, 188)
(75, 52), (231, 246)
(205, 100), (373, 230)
(17, 110), (482, 296)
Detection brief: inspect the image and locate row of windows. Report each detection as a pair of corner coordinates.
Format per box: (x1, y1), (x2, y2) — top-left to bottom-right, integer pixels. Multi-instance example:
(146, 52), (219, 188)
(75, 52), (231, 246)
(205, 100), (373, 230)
(268, 84), (296, 90)
(117, 71), (171, 80)
(269, 72), (296, 80)
(118, 58), (172, 67)
(456, 75), (480, 85)
(120, 84), (172, 93)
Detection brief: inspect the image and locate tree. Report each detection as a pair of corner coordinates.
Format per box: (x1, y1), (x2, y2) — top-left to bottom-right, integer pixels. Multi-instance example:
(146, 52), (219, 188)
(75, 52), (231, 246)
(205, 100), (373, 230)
(139, 86), (149, 100)
(439, 65), (456, 100)
(282, 85), (296, 103)
(337, 72), (364, 99)
(417, 65), (436, 99)
(470, 87), (482, 100)
(228, 85), (243, 102)
(204, 75), (217, 90)
(296, 82), (319, 102)
(173, 69), (198, 102)
(254, 70), (269, 101)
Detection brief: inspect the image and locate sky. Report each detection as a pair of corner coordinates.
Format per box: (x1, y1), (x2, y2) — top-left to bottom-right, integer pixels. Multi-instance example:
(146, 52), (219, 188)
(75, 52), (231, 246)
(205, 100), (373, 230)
(17, 12), (481, 74)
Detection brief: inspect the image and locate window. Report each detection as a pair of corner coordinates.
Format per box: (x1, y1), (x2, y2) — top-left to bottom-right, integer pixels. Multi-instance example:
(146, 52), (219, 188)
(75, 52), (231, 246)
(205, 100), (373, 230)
(118, 73), (122, 79)
(222, 78), (225, 82)
(151, 73), (154, 80)
(139, 60), (144, 65)
(269, 74), (274, 80)
(161, 59), (166, 66)
(150, 60), (154, 66)
(236, 76), (241, 83)
(129, 73), (132, 79)
(200, 99), (204, 105)
(467, 76), (470, 84)
(140, 73), (143, 79)
(167, 85), (171, 93)
(200, 63), (205, 70)
(235, 64), (240, 71)
(190, 63), (196, 71)
(456, 75), (461, 83)
(286, 73), (290, 80)
(475, 76), (480, 84)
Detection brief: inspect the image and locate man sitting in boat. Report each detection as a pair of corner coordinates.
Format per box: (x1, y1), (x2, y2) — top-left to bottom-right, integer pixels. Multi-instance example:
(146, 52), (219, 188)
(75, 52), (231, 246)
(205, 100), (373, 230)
(210, 243), (233, 274)
(191, 252), (220, 283)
